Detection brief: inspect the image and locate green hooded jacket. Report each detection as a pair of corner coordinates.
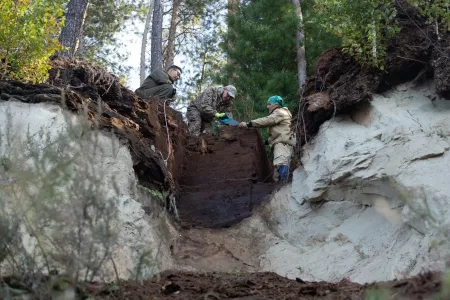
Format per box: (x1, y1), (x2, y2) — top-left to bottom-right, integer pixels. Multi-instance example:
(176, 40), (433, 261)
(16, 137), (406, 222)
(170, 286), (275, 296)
(135, 68), (175, 100)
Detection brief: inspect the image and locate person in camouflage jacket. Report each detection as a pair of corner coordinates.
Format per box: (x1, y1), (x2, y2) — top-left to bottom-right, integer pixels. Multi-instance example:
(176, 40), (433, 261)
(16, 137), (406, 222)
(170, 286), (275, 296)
(187, 85), (237, 136)
(239, 96), (294, 182)
(135, 65), (182, 100)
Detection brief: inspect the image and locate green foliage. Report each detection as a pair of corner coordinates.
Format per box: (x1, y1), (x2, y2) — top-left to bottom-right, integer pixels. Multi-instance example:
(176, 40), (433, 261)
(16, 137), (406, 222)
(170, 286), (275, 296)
(133, 249), (157, 282)
(436, 271), (450, 299)
(0, 0), (65, 82)
(80, 0), (146, 77)
(302, 0), (342, 75)
(365, 286), (391, 300)
(173, 0), (226, 109)
(224, 0), (299, 121)
(314, 0), (399, 68)
(408, 0), (450, 30)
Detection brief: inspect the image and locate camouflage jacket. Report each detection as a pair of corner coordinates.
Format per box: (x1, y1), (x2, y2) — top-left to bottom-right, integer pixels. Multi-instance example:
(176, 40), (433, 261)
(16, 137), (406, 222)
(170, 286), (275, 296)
(251, 107), (294, 146)
(189, 86), (233, 121)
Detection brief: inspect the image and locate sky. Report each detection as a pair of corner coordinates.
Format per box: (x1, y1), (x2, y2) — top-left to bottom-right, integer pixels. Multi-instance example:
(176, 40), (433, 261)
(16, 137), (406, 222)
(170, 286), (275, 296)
(118, 30), (183, 92)
(118, 0), (226, 95)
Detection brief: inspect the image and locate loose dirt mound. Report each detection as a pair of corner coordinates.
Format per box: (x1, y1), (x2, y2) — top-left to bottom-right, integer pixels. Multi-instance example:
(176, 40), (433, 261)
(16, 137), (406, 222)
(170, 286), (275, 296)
(297, 0), (450, 147)
(3, 271), (442, 299)
(109, 271), (441, 300)
(178, 127), (276, 228)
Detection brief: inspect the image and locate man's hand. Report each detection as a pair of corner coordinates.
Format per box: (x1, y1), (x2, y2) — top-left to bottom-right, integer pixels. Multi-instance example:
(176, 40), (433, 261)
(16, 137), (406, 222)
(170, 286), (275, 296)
(238, 122), (247, 128)
(215, 112), (226, 119)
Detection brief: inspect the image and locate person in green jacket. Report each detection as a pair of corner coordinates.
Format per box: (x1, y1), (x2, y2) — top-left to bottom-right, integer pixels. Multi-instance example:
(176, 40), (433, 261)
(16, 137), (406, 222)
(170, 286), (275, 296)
(238, 96), (295, 182)
(135, 65), (182, 100)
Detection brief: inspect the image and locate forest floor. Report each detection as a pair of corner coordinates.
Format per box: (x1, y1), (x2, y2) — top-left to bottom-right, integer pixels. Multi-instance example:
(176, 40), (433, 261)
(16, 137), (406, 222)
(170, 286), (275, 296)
(1, 271), (444, 299)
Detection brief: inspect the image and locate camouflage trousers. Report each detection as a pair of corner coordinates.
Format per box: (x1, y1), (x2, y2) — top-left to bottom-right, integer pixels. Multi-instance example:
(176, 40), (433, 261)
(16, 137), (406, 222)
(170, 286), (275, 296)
(272, 143), (293, 182)
(186, 106), (213, 137)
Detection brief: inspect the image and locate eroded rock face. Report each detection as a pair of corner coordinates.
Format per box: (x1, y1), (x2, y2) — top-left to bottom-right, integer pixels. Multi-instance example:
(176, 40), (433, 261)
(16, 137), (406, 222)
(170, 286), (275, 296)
(297, 3), (450, 148)
(1, 67), (188, 194)
(0, 102), (178, 280)
(259, 81), (450, 283)
(0, 61), (189, 280)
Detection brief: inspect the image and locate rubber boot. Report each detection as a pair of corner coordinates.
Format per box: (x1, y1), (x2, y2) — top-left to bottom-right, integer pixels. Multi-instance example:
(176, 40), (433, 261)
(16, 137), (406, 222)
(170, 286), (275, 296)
(278, 165), (289, 182)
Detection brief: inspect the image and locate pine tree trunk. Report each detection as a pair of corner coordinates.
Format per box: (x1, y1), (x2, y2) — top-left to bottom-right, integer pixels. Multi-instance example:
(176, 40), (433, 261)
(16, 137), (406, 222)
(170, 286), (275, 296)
(150, 0), (163, 71)
(198, 52), (207, 94)
(292, 0), (307, 89)
(140, 0), (155, 84)
(227, 0), (239, 82)
(59, 0), (89, 58)
(164, 0), (181, 69)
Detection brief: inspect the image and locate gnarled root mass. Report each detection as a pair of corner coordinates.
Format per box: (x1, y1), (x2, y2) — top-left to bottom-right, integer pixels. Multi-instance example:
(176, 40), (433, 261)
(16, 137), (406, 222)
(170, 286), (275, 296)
(296, 1), (450, 150)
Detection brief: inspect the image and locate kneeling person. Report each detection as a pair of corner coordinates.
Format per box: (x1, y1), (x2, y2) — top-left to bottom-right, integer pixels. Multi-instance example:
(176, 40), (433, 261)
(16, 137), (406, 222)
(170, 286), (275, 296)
(238, 96), (294, 182)
(187, 85), (237, 137)
(135, 65), (182, 100)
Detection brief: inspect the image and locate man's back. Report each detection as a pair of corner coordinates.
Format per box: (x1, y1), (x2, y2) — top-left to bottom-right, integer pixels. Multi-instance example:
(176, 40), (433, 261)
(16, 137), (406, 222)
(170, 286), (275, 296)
(135, 68), (175, 100)
(191, 86), (232, 117)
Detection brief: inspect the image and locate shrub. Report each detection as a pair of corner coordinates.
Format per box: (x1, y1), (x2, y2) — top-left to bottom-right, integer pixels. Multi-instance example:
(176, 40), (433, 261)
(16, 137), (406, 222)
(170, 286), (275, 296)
(0, 0), (65, 83)
(408, 0), (450, 36)
(314, 0), (399, 69)
(0, 100), (120, 281)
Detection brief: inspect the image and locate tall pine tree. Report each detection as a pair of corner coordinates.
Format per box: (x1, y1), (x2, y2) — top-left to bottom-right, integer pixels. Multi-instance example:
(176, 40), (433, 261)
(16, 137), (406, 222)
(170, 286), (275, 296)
(224, 0), (299, 121)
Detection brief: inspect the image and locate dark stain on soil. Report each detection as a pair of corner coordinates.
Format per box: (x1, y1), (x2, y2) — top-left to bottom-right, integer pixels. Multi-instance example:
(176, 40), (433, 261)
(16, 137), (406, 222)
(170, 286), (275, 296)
(177, 126), (276, 228)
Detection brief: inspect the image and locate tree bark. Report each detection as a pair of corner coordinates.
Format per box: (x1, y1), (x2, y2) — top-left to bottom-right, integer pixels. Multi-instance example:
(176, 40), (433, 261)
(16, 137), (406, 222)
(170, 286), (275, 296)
(227, 0), (239, 82)
(59, 0), (89, 58)
(164, 0), (181, 69)
(292, 0), (307, 89)
(140, 0), (155, 84)
(150, 0), (164, 71)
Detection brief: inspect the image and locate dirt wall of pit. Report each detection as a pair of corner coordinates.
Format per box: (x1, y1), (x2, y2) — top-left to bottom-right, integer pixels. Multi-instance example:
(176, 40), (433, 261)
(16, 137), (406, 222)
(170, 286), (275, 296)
(177, 127), (276, 228)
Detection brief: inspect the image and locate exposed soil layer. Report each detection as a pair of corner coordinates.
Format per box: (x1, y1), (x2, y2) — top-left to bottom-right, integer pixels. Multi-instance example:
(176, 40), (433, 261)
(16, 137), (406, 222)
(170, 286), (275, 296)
(1, 59), (278, 227)
(2, 271), (443, 299)
(178, 127), (276, 228)
(297, 0), (450, 147)
(0, 59), (188, 193)
(432, 37), (450, 99)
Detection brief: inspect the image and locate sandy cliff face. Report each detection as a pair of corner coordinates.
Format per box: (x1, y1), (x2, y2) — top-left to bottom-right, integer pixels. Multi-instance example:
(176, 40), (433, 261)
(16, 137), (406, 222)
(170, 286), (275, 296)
(257, 81), (450, 282)
(4, 80), (449, 283)
(2, 59), (449, 284)
(0, 101), (179, 280)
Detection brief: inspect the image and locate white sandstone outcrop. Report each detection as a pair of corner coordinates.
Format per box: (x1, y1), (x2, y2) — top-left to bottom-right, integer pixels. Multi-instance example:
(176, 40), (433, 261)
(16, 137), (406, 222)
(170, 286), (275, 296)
(2, 80), (449, 284)
(0, 101), (177, 280)
(257, 81), (450, 282)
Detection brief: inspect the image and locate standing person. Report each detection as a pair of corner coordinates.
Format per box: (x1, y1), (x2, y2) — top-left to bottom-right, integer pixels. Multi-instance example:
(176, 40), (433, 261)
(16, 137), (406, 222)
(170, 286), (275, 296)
(135, 65), (182, 100)
(238, 96), (294, 182)
(187, 85), (237, 137)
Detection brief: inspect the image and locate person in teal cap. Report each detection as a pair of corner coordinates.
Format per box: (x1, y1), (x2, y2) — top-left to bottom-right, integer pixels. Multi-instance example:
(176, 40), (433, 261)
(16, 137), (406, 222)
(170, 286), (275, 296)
(238, 96), (294, 182)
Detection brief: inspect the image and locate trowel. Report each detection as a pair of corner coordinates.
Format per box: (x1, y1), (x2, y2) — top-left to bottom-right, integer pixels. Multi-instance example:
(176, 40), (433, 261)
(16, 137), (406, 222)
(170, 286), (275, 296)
(219, 115), (240, 126)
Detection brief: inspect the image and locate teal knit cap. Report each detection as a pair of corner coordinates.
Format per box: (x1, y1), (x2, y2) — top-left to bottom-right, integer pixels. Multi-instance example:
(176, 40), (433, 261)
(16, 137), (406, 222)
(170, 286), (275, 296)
(267, 95), (286, 107)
